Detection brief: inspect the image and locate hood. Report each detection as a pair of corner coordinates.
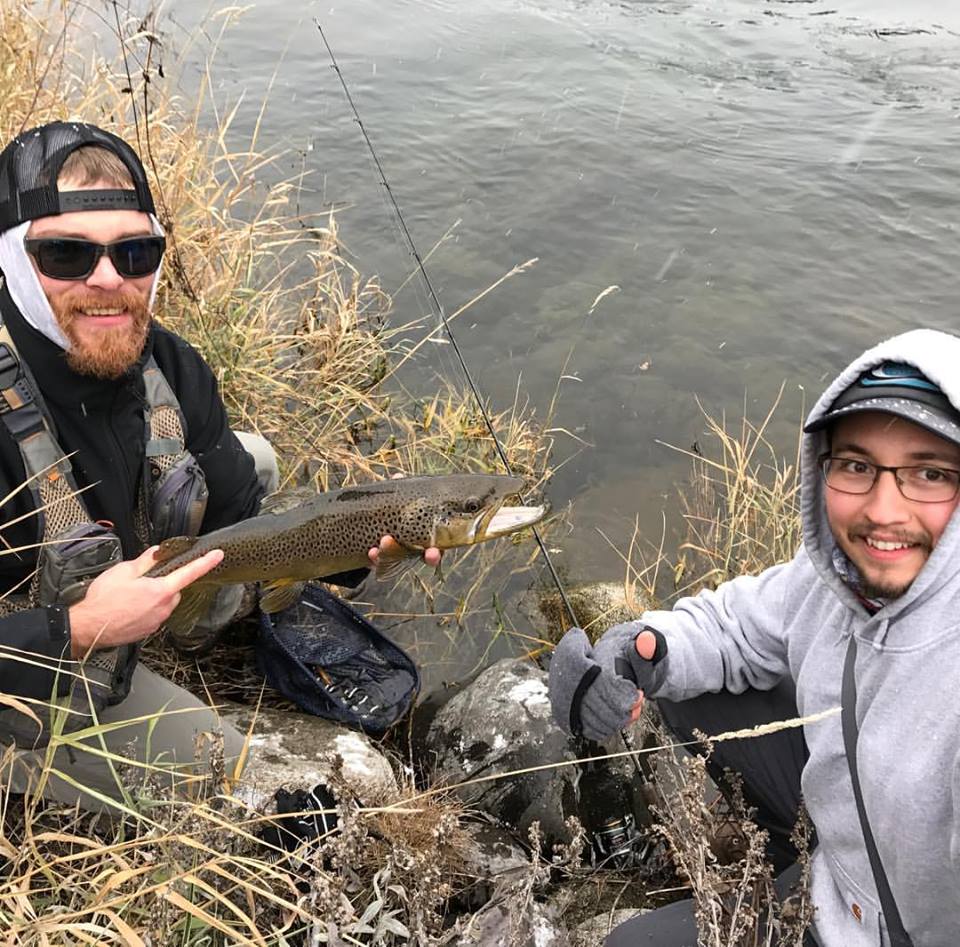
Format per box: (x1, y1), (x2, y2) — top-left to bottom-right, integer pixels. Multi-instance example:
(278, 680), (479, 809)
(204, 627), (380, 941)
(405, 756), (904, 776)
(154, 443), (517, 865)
(801, 328), (960, 621)
(0, 213), (165, 350)
(0, 277), (156, 408)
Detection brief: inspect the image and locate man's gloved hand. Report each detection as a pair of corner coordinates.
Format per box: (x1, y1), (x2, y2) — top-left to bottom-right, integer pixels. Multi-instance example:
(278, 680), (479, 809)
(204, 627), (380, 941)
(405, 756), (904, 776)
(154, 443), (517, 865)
(548, 622), (668, 742)
(609, 626), (668, 693)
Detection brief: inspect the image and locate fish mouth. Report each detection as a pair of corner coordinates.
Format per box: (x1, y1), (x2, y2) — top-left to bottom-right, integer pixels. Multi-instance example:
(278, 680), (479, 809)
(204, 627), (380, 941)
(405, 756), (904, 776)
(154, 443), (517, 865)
(477, 504), (545, 539)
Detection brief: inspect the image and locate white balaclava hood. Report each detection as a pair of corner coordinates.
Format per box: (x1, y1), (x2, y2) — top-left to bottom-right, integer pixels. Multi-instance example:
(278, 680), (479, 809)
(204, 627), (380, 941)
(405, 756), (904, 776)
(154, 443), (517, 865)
(0, 121), (165, 351)
(0, 214), (164, 350)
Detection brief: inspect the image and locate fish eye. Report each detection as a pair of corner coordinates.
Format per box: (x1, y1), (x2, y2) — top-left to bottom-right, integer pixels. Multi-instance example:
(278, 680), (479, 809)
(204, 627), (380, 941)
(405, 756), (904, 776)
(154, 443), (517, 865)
(463, 496), (482, 514)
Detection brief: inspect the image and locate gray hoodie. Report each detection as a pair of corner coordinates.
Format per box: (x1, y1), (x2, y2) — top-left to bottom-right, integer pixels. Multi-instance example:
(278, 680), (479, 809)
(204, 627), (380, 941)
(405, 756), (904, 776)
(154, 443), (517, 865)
(641, 329), (960, 946)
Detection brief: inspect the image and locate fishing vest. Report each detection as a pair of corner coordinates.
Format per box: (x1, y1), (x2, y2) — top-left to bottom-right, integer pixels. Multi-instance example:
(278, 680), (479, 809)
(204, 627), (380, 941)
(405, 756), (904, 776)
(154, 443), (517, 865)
(0, 315), (208, 743)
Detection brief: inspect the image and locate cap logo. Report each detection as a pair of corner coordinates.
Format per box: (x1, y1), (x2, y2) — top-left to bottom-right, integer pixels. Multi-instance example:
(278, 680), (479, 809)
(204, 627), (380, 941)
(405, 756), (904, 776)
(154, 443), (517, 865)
(860, 362), (940, 394)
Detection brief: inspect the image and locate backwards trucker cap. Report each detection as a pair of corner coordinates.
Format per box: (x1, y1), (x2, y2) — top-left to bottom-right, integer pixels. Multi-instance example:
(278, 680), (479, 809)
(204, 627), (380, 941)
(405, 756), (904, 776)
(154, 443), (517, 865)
(0, 121), (155, 232)
(804, 361), (960, 447)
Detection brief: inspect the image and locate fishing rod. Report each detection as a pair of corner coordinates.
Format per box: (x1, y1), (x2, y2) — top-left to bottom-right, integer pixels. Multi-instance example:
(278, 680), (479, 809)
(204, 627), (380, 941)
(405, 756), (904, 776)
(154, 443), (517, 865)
(314, 22), (648, 785)
(314, 22), (578, 628)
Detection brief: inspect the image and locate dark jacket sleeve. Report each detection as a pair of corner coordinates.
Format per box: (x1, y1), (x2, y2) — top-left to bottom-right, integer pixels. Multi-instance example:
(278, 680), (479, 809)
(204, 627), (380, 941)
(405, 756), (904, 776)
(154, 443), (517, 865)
(0, 605), (71, 700)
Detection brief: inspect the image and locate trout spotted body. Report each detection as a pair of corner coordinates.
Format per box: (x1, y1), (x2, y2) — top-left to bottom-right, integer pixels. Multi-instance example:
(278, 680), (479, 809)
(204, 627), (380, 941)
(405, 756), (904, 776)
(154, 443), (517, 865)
(147, 474), (544, 642)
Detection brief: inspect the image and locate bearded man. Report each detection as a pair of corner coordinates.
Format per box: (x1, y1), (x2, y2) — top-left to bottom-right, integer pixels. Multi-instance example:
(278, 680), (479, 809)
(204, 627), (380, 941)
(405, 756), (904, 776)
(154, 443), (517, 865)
(0, 121), (434, 811)
(550, 330), (960, 946)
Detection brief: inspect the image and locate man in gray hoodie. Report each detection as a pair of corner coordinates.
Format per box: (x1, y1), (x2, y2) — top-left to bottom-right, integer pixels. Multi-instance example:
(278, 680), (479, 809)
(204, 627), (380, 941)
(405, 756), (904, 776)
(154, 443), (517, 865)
(549, 328), (960, 946)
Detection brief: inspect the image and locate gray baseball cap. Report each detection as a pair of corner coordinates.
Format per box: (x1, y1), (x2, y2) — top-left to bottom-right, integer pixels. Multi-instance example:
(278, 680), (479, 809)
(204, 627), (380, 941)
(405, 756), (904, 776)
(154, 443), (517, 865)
(804, 361), (960, 447)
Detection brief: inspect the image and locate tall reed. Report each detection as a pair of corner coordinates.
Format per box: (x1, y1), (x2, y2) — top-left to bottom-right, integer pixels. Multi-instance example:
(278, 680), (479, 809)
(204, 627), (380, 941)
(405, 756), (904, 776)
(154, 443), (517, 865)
(0, 2), (552, 941)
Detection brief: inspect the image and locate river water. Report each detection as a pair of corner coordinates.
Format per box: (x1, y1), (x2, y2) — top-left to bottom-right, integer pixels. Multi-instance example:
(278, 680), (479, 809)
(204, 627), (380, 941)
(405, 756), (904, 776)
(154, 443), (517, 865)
(163, 0), (960, 684)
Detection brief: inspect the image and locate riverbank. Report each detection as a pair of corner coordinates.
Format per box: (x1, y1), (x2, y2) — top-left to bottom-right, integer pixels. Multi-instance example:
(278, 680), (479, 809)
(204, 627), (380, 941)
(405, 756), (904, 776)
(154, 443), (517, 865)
(0, 3), (560, 941)
(0, 4), (811, 944)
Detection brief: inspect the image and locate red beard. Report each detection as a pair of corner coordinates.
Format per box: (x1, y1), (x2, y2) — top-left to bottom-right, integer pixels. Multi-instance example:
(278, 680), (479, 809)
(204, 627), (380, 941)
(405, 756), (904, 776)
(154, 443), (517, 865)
(50, 288), (151, 379)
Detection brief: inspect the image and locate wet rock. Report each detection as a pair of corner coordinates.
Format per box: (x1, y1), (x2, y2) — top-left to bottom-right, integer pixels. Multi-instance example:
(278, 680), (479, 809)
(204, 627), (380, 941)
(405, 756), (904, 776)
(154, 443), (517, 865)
(425, 658), (653, 849)
(222, 703), (398, 807)
(526, 582), (653, 643)
(424, 658), (580, 843)
(457, 820), (532, 908)
(572, 909), (645, 946)
(461, 820), (531, 880)
(442, 883), (571, 946)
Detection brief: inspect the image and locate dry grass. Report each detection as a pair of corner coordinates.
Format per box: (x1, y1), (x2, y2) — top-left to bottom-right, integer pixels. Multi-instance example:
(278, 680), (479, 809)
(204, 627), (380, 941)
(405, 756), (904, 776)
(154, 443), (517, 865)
(0, 0), (557, 941)
(667, 385), (803, 594)
(0, 715), (474, 945)
(651, 736), (815, 947)
(611, 387), (804, 614)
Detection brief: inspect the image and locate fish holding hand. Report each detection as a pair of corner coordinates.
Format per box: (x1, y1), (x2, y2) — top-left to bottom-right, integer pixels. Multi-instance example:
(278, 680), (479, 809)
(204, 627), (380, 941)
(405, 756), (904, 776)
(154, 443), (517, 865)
(146, 474), (545, 642)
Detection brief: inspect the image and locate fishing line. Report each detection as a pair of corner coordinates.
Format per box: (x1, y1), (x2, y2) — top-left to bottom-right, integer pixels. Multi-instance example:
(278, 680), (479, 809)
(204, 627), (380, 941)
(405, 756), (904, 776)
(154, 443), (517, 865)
(314, 21), (647, 782)
(314, 21), (579, 629)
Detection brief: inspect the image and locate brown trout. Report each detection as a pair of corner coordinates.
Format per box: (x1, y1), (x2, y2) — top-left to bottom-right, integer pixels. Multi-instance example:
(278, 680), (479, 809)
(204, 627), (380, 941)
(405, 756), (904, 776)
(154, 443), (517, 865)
(148, 474), (544, 639)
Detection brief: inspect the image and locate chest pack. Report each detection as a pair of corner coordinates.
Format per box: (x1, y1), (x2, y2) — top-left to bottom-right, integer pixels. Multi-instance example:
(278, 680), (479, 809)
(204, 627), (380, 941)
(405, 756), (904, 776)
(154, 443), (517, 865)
(0, 318), (208, 742)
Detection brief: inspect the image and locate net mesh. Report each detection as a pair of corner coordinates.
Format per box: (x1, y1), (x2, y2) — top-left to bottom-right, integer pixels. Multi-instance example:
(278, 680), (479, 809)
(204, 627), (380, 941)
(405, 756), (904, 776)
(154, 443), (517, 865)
(26, 473), (89, 606)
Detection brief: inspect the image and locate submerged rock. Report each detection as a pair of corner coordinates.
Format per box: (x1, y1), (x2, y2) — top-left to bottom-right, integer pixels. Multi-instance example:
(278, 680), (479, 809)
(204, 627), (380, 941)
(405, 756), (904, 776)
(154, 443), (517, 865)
(222, 703), (398, 807)
(425, 657), (580, 843)
(527, 582), (653, 643)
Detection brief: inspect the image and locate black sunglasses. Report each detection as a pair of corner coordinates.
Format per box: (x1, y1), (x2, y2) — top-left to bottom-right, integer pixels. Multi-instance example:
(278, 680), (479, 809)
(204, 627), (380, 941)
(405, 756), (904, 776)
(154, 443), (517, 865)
(23, 235), (166, 281)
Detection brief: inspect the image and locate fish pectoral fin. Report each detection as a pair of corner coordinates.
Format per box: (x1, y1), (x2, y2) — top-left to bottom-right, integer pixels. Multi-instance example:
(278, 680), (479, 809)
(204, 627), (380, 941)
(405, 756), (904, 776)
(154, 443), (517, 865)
(260, 579), (306, 613)
(164, 584), (216, 641)
(374, 545), (418, 582)
(258, 487), (318, 517)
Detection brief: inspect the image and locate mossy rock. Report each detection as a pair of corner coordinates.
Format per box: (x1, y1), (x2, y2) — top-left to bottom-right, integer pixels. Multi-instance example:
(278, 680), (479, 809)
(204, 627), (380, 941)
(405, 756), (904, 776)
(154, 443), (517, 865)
(528, 582), (655, 644)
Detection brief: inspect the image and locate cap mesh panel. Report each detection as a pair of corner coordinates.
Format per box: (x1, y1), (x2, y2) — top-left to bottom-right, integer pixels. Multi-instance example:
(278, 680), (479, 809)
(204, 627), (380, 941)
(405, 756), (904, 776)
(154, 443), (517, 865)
(0, 122), (155, 230)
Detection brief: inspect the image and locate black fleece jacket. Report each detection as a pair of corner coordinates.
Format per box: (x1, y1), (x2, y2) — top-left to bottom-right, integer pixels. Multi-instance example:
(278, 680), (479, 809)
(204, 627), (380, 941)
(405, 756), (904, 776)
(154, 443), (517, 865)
(0, 291), (264, 699)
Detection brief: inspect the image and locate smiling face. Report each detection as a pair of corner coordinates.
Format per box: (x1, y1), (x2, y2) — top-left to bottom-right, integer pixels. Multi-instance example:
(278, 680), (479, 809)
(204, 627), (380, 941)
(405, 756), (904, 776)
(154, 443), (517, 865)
(825, 411), (960, 598)
(26, 185), (155, 379)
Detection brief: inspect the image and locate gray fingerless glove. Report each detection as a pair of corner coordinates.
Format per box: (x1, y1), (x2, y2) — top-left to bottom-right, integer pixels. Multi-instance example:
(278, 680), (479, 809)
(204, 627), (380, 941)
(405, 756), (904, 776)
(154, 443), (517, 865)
(548, 623), (668, 742)
(600, 623), (668, 694)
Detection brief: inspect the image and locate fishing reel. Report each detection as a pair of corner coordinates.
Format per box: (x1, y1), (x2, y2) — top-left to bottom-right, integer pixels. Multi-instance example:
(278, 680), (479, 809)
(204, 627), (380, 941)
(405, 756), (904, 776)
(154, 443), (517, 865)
(590, 812), (649, 870)
(579, 757), (654, 870)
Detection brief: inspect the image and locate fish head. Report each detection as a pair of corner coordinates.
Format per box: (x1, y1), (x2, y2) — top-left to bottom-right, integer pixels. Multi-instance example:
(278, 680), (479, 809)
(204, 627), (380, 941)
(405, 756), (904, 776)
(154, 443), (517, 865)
(399, 474), (545, 550)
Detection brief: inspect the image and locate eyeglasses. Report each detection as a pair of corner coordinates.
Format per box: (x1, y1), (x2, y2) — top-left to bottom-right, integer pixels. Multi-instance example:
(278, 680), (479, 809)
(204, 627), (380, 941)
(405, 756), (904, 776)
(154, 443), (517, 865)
(819, 454), (960, 503)
(23, 235), (165, 281)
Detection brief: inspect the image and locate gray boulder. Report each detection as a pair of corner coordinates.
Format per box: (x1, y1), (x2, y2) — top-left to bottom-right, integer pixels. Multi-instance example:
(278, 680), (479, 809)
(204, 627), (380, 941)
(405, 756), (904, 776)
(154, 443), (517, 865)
(572, 910), (645, 946)
(222, 703), (398, 808)
(461, 820), (531, 881)
(458, 820), (533, 908)
(425, 658), (652, 848)
(425, 658), (580, 843)
(442, 885), (571, 946)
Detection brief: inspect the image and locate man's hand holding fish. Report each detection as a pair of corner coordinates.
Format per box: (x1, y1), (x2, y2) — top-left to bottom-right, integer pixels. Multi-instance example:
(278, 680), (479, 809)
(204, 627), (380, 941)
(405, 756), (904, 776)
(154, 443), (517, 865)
(68, 545), (226, 657)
